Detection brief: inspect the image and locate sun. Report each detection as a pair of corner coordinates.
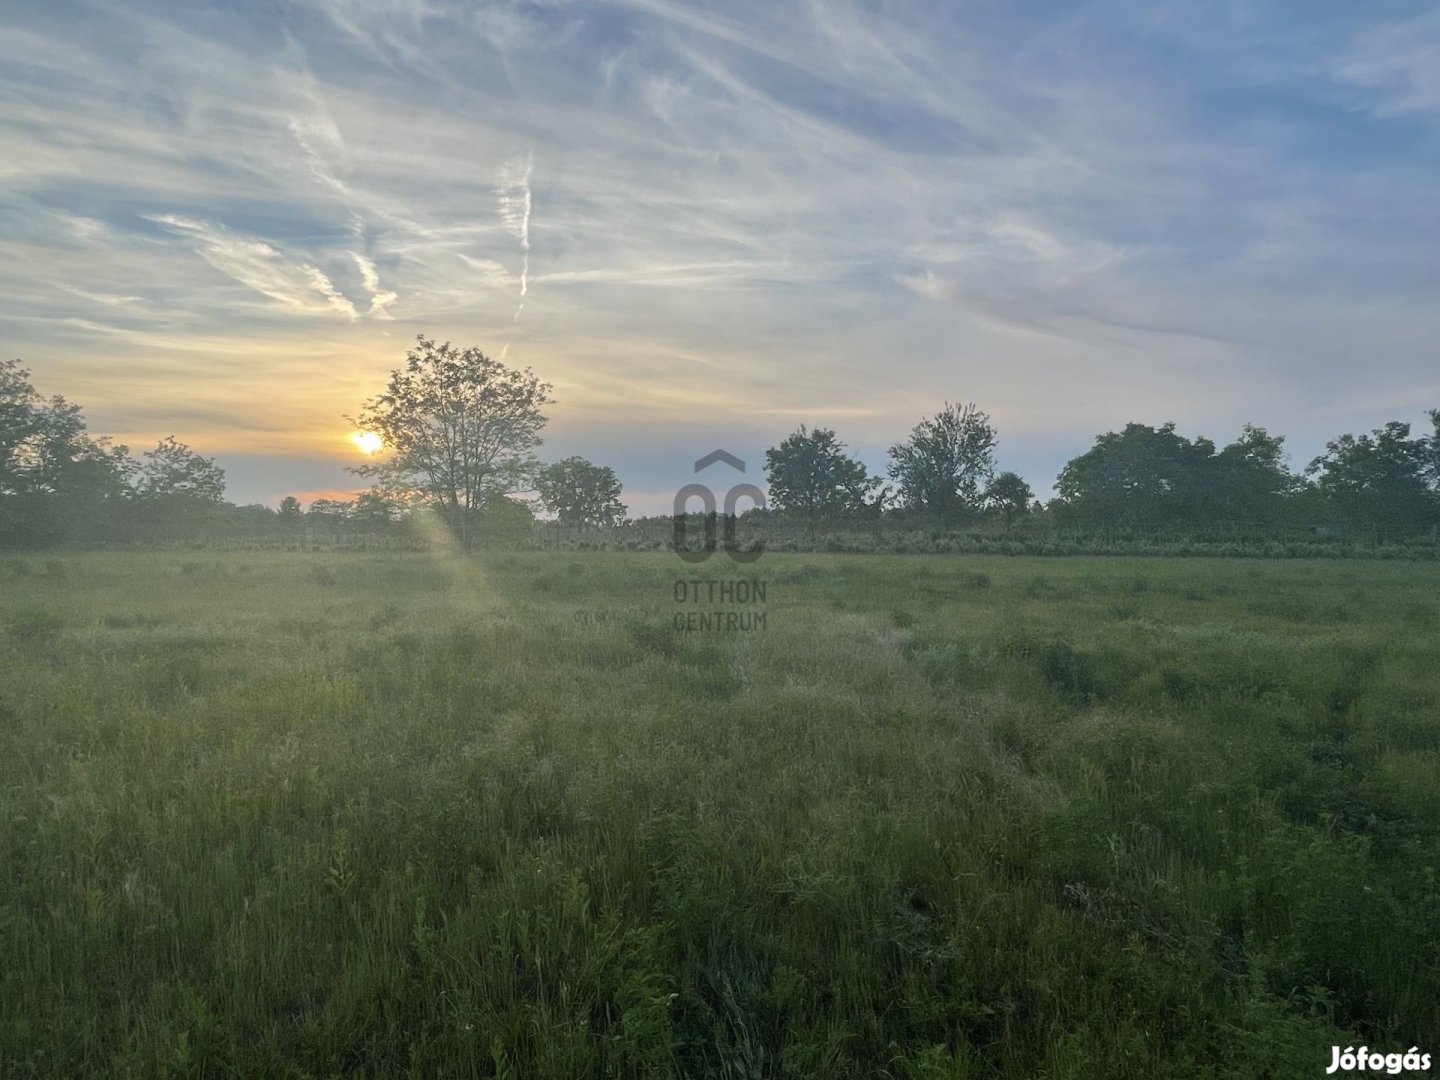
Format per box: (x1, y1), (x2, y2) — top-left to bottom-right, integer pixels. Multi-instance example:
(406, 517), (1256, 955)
(352, 431), (384, 455)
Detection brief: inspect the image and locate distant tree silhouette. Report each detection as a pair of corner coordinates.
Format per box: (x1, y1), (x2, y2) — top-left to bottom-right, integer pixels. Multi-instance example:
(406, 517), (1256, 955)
(1055, 423), (1221, 529)
(765, 426), (880, 535)
(1307, 421), (1436, 539)
(536, 457), (626, 527)
(1209, 425), (1299, 527)
(985, 471), (1033, 532)
(307, 498), (352, 520)
(353, 490), (399, 527)
(277, 496), (303, 543)
(888, 403), (996, 525)
(0, 360), (133, 546)
(136, 437), (226, 503)
(125, 436), (226, 542)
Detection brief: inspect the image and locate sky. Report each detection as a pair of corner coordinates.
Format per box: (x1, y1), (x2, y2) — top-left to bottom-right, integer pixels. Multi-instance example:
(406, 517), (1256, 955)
(3, 0), (1438, 514)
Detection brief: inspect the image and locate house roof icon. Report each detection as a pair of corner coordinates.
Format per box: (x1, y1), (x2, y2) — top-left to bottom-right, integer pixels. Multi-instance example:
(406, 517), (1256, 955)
(694, 449), (745, 473)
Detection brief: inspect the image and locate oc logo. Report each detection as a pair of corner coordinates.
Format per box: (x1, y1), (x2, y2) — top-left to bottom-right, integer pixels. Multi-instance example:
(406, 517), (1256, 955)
(674, 449), (765, 564)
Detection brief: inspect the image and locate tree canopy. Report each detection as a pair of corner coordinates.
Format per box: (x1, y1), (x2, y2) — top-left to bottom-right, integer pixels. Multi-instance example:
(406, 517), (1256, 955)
(888, 402), (997, 523)
(764, 426), (881, 529)
(536, 457), (627, 527)
(1054, 422), (1301, 530)
(985, 471), (1034, 531)
(351, 336), (553, 544)
(1, 360), (133, 545)
(135, 436), (226, 505)
(1306, 421), (1436, 537)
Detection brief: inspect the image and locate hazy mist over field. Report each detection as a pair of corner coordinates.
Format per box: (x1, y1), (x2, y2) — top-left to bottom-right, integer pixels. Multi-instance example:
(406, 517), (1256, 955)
(4, 1), (1440, 509)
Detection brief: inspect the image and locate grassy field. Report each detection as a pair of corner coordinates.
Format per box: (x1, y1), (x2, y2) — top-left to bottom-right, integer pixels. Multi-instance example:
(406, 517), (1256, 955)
(2, 550), (1438, 1078)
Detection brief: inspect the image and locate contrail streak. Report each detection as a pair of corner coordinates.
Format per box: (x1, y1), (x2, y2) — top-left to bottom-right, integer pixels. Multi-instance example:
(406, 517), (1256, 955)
(498, 153), (533, 325)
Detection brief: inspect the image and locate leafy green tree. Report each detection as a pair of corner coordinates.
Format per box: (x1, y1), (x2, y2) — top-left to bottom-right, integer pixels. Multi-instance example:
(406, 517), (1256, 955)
(536, 456), (626, 527)
(1, 360), (133, 546)
(123, 436), (226, 542)
(21, 398), (131, 500)
(1054, 422), (1220, 529)
(1306, 421), (1435, 538)
(351, 336), (553, 546)
(887, 402), (996, 524)
(1055, 422), (1307, 532)
(1211, 425), (1299, 527)
(765, 426), (880, 533)
(136, 436), (226, 503)
(278, 496), (302, 519)
(0, 360), (41, 498)
(985, 471), (1033, 532)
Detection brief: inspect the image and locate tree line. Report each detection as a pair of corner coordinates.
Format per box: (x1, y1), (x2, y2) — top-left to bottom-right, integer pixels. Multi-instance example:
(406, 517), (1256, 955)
(760, 404), (1440, 541)
(0, 360), (233, 548)
(0, 342), (623, 550)
(4, 340), (1437, 550)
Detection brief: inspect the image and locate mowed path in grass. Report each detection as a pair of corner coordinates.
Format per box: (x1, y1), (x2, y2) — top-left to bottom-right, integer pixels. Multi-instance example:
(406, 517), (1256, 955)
(2, 551), (1438, 1078)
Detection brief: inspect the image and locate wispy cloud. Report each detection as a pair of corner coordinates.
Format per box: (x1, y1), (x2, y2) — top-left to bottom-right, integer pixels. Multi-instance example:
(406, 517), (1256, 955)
(1, 0), (1436, 505)
(349, 251), (398, 318)
(147, 215), (360, 319)
(1335, 8), (1440, 115)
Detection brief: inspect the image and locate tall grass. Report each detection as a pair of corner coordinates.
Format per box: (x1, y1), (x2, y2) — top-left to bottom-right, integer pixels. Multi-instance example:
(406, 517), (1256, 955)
(1, 552), (1437, 1077)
